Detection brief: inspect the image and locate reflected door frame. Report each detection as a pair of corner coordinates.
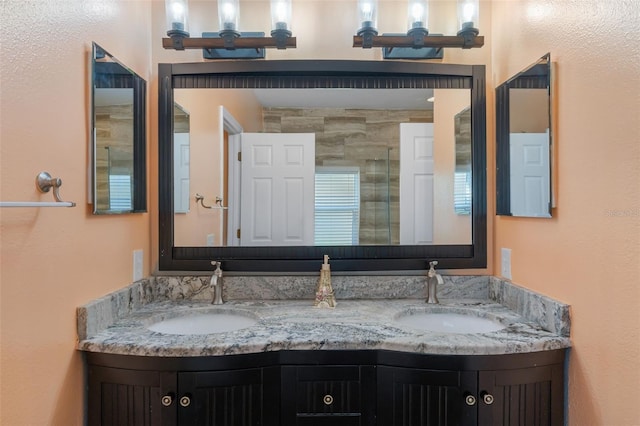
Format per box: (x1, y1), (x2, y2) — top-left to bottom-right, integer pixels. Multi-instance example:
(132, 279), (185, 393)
(221, 106), (243, 246)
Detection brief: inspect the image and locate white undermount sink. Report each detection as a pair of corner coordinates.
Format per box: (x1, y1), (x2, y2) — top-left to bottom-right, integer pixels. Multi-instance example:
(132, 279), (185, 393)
(148, 311), (258, 335)
(395, 309), (506, 334)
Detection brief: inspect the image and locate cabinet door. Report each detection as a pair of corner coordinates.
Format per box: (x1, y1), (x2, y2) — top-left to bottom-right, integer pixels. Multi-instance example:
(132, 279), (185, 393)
(178, 367), (279, 426)
(377, 366), (477, 426)
(281, 365), (376, 425)
(88, 366), (177, 426)
(478, 365), (564, 426)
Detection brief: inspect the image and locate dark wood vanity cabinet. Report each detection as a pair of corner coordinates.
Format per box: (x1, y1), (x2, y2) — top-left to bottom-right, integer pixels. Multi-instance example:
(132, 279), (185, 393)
(377, 363), (564, 426)
(85, 350), (566, 426)
(87, 356), (281, 426)
(477, 365), (565, 425)
(377, 367), (478, 425)
(178, 367), (280, 425)
(88, 366), (176, 425)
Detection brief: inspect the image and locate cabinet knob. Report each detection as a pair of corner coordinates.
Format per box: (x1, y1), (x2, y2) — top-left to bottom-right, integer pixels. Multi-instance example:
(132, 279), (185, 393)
(481, 392), (494, 405)
(464, 393), (477, 406)
(161, 394), (174, 407)
(323, 394), (334, 405)
(180, 395), (192, 407)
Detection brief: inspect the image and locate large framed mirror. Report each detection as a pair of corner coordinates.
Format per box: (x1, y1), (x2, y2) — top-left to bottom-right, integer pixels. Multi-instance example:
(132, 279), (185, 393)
(496, 53), (553, 218)
(90, 42), (147, 214)
(159, 61), (486, 272)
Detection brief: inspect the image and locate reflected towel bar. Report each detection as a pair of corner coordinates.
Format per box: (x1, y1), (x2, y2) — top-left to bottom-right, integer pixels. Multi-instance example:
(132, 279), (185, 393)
(0, 171), (76, 208)
(195, 193), (228, 210)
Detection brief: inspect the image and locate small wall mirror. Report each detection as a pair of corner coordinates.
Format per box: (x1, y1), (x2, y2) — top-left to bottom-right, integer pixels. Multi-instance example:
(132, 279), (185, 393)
(496, 53), (553, 218)
(90, 42), (147, 214)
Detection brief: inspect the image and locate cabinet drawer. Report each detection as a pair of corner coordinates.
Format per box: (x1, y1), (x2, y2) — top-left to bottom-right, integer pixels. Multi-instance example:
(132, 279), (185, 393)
(281, 365), (377, 425)
(292, 366), (362, 414)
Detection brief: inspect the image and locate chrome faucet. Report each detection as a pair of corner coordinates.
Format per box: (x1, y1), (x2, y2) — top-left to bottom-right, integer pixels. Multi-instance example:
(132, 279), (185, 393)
(210, 261), (224, 305)
(426, 261), (444, 304)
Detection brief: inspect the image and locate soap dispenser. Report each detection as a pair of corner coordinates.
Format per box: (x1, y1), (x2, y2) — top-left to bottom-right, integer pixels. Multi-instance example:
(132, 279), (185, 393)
(314, 255), (337, 308)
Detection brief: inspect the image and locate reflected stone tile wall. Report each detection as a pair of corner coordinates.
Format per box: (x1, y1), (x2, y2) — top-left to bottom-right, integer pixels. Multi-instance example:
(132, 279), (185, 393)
(263, 108), (433, 245)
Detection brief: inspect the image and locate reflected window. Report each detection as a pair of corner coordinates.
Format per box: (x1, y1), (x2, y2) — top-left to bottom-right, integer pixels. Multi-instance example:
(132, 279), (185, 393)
(108, 175), (132, 210)
(454, 171), (471, 215)
(314, 167), (360, 245)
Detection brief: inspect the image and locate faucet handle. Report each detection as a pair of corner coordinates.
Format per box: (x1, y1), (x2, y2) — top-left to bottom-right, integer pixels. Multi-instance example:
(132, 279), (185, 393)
(211, 261), (223, 276)
(427, 260), (439, 277)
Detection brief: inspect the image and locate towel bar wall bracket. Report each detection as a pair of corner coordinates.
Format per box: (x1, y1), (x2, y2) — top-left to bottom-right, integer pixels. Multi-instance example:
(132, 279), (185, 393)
(0, 171), (76, 208)
(195, 193), (228, 210)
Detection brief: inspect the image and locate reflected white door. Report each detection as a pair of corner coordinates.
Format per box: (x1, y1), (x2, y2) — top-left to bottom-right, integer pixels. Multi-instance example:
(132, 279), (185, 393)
(399, 123), (434, 245)
(173, 133), (190, 214)
(509, 131), (550, 217)
(240, 133), (315, 246)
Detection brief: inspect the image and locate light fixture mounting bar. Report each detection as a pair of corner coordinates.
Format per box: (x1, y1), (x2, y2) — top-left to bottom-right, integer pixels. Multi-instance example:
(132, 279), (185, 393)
(353, 35), (483, 49)
(163, 36), (297, 50)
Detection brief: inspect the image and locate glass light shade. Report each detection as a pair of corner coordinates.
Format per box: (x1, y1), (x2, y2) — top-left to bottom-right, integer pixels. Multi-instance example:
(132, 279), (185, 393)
(407, 0), (429, 31)
(457, 0), (479, 31)
(357, 0), (378, 31)
(270, 0), (292, 32)
(165, 0), (189, 34)
(218, 0), (240, 32)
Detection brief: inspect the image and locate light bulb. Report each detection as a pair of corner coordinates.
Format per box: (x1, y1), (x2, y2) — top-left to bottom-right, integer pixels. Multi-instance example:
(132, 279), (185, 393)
(218, 0), (239, 32)
(357, 0), (378, 30)
(271, 0), (292, 32)
(407, 0), (428, 31)
(463, 3), (475, 22)
(457, 0), (479, 32)
(165, 0), (189, 34)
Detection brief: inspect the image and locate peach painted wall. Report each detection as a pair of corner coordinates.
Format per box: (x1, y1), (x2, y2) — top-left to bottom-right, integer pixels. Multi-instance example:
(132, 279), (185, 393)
(433, 89), (473, 244)
(0, 1), (152, 424)
(173, 89), (263, 246)
(491, 0), (640, 424)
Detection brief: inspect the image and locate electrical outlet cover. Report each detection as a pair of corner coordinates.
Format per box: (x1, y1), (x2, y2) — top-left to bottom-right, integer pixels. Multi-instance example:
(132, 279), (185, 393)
(133, 249), (143, 281)
(501, 248), (512, 280)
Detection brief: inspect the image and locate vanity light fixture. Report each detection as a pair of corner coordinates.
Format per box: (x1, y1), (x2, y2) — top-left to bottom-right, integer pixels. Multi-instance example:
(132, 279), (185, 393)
(163, 0), (296, 58)
(353, 0), (483, 56)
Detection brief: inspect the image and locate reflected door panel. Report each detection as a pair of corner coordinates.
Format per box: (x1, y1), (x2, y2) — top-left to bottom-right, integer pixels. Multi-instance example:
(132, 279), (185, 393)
(174, 133), (190, 214)
(240, 133), (316, 246)
(399, 123), (434, 245)
(509, 132), (550, 217)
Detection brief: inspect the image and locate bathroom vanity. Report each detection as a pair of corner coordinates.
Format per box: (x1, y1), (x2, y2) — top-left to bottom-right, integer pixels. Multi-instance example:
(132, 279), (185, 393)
(78, 276), (570, 426)
(86, 348), (565, 425)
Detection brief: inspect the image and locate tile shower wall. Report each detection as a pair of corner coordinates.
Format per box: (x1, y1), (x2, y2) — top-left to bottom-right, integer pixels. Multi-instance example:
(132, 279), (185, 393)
(263, 108), (432, 245)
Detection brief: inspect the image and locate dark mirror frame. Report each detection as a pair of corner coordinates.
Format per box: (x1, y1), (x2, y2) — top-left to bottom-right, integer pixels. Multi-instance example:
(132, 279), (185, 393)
(158, 60), (486, 272)
(91, 42), (147, 214)
(495, 53), (552, 217)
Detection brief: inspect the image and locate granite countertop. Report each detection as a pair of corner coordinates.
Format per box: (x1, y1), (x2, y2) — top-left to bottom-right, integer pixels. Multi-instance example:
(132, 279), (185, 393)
(77, 298), (571, 357)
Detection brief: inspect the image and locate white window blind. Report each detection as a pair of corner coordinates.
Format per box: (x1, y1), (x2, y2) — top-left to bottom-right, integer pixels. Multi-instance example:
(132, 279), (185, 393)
(454, 171), (472, 215)
(109, 175), (133, 210)
(314, 167), (360, 245)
